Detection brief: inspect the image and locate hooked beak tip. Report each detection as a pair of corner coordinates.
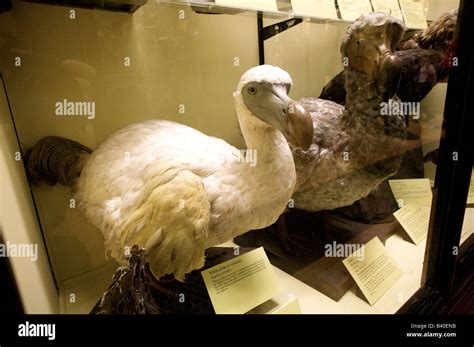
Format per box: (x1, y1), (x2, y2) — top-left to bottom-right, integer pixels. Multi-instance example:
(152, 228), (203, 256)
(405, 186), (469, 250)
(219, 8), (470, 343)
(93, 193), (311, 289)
(284, 101), (313, 151)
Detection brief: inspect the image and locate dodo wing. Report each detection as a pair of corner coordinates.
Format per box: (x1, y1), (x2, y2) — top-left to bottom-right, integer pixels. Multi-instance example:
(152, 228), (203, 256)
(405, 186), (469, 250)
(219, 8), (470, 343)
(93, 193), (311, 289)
(113, 169), (210, 282)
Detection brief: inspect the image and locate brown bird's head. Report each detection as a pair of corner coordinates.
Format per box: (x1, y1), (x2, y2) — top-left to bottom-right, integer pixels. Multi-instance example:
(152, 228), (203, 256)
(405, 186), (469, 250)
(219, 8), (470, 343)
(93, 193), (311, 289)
(341, 12), (406, 100)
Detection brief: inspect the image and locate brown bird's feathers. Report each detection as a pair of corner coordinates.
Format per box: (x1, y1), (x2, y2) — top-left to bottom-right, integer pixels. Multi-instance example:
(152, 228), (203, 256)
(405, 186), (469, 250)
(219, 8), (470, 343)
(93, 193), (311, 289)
(24, 136), (92, 187)
(397, 9), (458, 52)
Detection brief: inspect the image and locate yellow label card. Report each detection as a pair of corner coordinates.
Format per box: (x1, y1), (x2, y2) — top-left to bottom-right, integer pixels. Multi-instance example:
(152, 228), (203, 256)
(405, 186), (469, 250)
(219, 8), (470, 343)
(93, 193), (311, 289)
(399, 0), (428, 29)
(389, 178), (432, 244)
(201, 247), (279, 314)
(215, 0), (278, 12)
(394, 204), (430, 245)
(371, 0), (403, 21)
(292, 0), (338, 19)
(338, 0), (373, 21)
(389, 178), (432, 207)
(343, 237), (403, 306)
(270, 298), (301, 314)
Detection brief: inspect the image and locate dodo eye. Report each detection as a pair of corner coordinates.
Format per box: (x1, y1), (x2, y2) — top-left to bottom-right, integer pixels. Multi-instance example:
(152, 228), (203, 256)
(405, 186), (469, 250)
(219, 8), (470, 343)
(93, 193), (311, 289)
(248, 87), (257, 95)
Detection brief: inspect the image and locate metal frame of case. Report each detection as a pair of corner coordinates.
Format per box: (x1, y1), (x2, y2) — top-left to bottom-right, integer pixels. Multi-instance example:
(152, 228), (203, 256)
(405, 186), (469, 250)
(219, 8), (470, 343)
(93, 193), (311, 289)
(424, 0), (473, 295)
(399, 0), (474, 312)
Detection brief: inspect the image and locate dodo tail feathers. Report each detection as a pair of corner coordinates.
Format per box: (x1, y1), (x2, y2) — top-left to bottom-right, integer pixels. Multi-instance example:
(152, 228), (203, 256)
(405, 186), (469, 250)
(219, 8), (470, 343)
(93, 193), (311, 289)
(24, 136), (92, 187)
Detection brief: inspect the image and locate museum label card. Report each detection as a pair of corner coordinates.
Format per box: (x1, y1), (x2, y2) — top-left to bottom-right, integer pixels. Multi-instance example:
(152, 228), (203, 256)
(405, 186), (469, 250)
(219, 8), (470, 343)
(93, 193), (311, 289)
(399, 0), (428, 29)
(338, 0), (373, 21)
(215, 0), (278, 12)
(389, 178), (432, 244)
(292, 0), (338, 20)
(371, 0), (403, 21)
(393, 204), (430, 244)
(201, 247), (279, 314)
(343, 237), (403, 306)
(388, 178), (432, 207)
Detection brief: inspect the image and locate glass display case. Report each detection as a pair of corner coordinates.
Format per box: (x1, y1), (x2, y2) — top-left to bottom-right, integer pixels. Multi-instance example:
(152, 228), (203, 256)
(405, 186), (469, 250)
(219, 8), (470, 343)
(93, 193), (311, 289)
(0, 0), (472, 318)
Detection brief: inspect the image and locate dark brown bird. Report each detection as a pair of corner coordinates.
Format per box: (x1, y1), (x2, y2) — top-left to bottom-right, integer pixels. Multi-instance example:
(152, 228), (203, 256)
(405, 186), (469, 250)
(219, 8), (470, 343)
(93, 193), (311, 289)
(319, 9), (458, 105)
(326, 10), (458, 224)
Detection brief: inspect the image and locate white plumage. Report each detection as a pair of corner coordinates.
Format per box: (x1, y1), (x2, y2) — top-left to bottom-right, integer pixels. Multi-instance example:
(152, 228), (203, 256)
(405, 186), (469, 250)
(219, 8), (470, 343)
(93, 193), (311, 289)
(72, 65), (305, 280)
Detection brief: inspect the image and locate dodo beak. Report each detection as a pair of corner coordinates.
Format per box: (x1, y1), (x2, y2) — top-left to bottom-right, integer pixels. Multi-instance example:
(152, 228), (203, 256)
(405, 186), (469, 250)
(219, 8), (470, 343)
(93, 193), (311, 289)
(281, 100), (313, 151)
(376, 50), (402, 101)
(242, 83), (313, 151)
(374, 20), (405, 100)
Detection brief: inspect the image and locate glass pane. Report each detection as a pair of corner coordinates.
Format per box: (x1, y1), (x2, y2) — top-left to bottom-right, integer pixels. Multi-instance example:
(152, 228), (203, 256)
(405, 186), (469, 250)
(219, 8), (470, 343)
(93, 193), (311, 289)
(0, 0), (464, 314)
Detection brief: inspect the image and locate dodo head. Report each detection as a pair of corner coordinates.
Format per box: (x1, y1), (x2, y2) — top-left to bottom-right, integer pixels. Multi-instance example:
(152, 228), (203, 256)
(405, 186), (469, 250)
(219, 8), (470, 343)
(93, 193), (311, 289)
(341, 12), (406, 100)
(236, 65), (313, 151)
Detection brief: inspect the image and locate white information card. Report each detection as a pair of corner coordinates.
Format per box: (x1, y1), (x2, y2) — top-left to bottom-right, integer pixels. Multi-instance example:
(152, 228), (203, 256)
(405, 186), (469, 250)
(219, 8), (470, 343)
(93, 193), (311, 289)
(338, 0), (373, 21)
(201, 247), (279, 314)
(371, 0), (403, 21)
(390, 178), (432, 245)
(215, 0), (278, 12)
(399, 0), (428, 29)
(343, 237), (403, 306)
(292, 0), (338, 19)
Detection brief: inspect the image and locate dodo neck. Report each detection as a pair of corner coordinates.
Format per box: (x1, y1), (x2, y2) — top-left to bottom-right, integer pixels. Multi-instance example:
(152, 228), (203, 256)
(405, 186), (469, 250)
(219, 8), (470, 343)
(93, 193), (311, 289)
(234, 96), (296, 188)
(343, 68), (384, 127)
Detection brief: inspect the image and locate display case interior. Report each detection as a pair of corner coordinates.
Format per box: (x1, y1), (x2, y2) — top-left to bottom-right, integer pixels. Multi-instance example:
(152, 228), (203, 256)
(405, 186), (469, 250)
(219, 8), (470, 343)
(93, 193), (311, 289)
(0, 0), (472, 314)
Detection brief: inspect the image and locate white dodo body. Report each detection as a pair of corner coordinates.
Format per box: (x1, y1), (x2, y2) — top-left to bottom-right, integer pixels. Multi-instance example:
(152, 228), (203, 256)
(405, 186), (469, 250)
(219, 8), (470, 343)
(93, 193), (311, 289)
(74, 66), (297, 280)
